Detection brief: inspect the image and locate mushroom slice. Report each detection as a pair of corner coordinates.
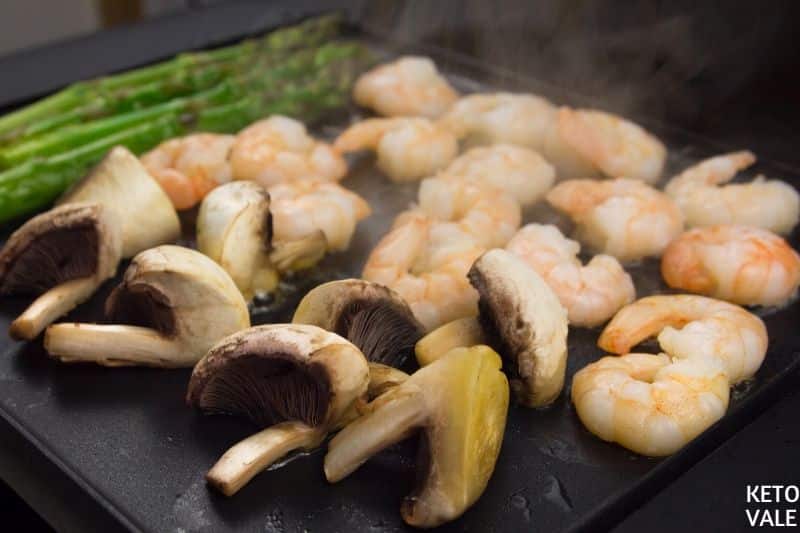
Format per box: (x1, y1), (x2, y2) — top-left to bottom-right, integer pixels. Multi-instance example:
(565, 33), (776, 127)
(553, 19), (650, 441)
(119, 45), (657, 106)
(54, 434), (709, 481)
(197, 181), (279, 300)
(292, 279), (425, 368)
(0, 202), (122, 340)
(58, 146), (180, 258)
(467, 249), (568, 407)
(43, 245), (249, 367)
(325, 345), (510, 528)
(186, 324), (369, 496)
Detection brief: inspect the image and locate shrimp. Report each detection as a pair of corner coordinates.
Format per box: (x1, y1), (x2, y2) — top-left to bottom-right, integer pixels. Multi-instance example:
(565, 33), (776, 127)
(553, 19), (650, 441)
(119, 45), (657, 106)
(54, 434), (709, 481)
(598, 294), (768, 384)
(441, 144), (555, 206)
(572, 352), (729, 456)
(397, 175), (521, 249)
(661, 225), (800, 307)
(546, 178), (684, 262)
(352, 56), (459, 118)
(334, 118), (458, 182)
(664, 151), (800, 235)
(362, 213), (484, 330)
(269, 181), (371, 252)
(438, 92), (557, 152)
(505, 224), (635, 327)
(141, 133), (235, 209)
(439, 93), (666, 181)
(229, 115), (346, 187)
(552, 108), (666, 184)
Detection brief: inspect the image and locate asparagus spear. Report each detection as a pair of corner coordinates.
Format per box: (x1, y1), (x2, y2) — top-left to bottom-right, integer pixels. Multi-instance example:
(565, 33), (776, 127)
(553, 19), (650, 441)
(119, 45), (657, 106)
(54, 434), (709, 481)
(0, 13), (343, 138)
(0, 115), (182, 223)
(0, 55), (365, 224)
(1, 42), (367, 167)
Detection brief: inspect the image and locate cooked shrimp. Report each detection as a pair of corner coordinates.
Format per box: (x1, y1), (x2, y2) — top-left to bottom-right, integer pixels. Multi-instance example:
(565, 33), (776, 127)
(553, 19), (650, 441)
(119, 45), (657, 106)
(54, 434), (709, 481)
(352, 56), (459, 118)
(399, 175), (521, 249)
(664, 151), (800, 235)
(334, 117), (458, 182)
(362, 213), (484, 330)
(269, 181), (371, 252)
(552, 108), (666, 184)
(439, 94), (666, 181)
(598, 294), (768, 384)
(506, 224), (635, 327)
(439, 92), (557, 151)
(572, 352), (729, 456)
(662, 225), (800, 307)
(141, 133), (235, 209)
(546, 179), (684, 262)
(441, 144), (555, 206)
(229, 115), (346, 187)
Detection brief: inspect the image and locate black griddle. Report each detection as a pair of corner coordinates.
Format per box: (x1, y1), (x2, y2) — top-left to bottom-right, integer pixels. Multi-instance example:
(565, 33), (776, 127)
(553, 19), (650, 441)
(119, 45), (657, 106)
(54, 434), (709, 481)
(2, 2), (800, 532)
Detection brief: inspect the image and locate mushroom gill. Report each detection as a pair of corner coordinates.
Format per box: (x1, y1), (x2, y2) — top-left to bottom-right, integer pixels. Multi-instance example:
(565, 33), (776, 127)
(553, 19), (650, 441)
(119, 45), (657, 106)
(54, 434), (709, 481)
(0, 202), (121, 340)
(195, 353), (331, 429)
(293, 279), (424, 368)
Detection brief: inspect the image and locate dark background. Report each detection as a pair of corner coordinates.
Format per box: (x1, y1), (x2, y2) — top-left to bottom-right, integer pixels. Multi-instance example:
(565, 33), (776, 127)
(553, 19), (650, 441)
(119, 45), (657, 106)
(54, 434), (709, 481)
(1, 1), (799, 531)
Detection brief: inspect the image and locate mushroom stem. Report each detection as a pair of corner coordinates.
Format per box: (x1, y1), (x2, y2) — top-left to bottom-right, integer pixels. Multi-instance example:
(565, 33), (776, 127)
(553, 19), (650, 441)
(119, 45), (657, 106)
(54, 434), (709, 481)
(325, 391), (424, 483)
(9, 278), (100, 340)
(207, 421), (325, 497)
(44, 324), (185, 367)
(270, 231), (327, 272)
(366, 362), (409, 399)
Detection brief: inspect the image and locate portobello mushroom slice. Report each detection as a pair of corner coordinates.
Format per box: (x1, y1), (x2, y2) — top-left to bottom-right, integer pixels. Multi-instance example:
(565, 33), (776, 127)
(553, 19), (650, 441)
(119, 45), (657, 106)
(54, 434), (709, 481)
(186, 324), (369, 496)
(58, 146), (180, 258)
(0, 202), (122, 340)
(325, 345), (510, 528)
(43, 245), (249, 367)
(292, 279), (425, 368)
(197, 181), (327, 300)
(416, 249), (569, 407)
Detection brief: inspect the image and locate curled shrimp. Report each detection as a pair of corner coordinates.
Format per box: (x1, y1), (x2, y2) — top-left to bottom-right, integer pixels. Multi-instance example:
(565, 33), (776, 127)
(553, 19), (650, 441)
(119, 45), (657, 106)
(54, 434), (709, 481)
(141, 133), (235, 209)
(664, 151), (800, 235)
(396, 175), (521, 249)
(505, 224), (635, 327)
(661, 225), (800, 307)
(572, 352), (729, 456)
(439, 93), (666, 181)
(598, 294), (768, 384)
(229, 115), (346, 187)
(551, 107), (666, 184)
(439, 92), (557, 151)
(334, 117), (458, 182)
(269, 181), (371, 252)
(362, 213), (484, 330)
(546, 178), (684, 262)
(441, 144), (555, 206)
(352, 56), (459, 118)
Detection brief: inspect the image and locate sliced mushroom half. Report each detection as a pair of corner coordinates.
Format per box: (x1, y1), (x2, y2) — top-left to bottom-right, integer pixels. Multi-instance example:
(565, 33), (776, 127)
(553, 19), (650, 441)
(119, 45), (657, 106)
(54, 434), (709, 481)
(325, 345), (510, 528)
(0, 202), (122, 340)
(186, 324), (369, 496)
(197, 181), (329, 299)
(416, 249), (569, 407)
(43, 245), (249, 367)
(58, 146), (180, 258)
(292, 279), (424, 368)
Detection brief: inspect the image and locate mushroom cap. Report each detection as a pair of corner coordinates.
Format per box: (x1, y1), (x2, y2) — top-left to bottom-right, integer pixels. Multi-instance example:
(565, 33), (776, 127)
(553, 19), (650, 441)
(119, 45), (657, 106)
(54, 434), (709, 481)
(105, 245), (249, 358)
(187, 324), (369, 429)
(58, 146), (180, 258)
(0, 202), (121, 296)
(293, 279), (424, 367)
(467, 249), (568, 407)
(197, 181), (275, 299)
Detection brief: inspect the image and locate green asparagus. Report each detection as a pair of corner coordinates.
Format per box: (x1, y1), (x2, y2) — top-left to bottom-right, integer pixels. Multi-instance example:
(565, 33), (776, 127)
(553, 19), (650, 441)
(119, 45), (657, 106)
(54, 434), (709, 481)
(0, 13), (343, 138)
